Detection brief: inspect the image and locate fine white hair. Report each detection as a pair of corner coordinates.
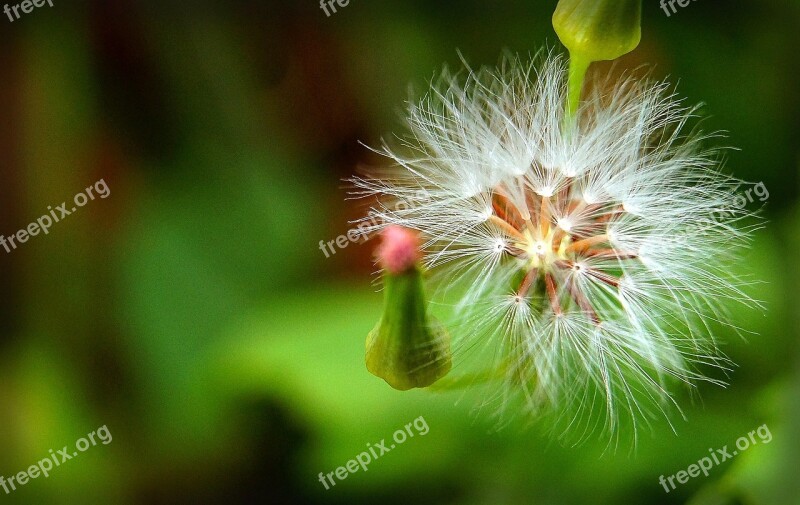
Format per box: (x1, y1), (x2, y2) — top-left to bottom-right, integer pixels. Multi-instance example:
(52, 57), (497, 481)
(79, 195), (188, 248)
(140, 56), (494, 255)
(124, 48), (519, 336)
(351, 51), (760, 445)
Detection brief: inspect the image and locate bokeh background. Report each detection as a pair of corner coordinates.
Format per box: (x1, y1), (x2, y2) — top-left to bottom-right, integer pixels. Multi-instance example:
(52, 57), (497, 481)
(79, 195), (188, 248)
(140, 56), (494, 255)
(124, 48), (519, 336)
(0, 0), (798, 504)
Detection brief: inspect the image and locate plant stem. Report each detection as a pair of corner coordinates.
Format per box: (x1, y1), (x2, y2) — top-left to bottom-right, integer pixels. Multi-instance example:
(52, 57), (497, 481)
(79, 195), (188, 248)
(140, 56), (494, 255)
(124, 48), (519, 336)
(565, 53), (590, 130)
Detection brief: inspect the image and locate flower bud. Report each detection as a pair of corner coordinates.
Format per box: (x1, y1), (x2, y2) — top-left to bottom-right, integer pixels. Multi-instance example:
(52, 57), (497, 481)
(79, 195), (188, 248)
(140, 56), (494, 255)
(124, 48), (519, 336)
(366, 227), (451, 390)
(553, 0), (642, 62)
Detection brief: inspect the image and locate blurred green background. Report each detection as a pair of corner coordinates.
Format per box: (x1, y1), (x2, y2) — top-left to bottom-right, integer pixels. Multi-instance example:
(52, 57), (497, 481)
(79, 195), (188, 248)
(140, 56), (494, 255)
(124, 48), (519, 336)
(0, 0), (797, 504)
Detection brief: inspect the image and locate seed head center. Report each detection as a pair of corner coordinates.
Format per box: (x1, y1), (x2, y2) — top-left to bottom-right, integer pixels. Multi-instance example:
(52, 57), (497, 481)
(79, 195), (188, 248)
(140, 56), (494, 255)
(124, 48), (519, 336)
(517, 229), (569, 270)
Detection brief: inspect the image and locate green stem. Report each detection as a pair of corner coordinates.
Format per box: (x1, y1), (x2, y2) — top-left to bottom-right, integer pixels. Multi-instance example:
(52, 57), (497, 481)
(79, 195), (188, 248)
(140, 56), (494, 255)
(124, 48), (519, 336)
(565, 53), (590, 130)
(427, 368), (500, 391)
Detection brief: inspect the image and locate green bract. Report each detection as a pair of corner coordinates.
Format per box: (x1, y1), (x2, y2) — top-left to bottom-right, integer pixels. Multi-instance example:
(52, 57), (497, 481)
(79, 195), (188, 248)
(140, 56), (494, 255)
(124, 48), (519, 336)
(366, 266), (451, 390)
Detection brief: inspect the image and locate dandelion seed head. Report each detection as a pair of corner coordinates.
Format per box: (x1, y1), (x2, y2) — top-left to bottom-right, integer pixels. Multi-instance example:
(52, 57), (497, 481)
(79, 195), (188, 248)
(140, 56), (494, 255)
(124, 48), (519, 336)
(352, 51), (759, 442)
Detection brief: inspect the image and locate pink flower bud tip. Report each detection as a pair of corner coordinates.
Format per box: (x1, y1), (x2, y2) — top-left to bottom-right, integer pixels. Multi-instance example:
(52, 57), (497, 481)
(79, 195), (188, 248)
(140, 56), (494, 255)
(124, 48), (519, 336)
(378, 226), (421, 274)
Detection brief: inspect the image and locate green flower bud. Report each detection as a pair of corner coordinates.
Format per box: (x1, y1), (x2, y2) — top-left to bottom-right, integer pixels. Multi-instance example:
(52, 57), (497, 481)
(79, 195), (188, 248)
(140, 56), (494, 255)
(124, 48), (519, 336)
(366, 227), (451, 390)
(553, 0), (642, 123)
(553, 0), (642, 63)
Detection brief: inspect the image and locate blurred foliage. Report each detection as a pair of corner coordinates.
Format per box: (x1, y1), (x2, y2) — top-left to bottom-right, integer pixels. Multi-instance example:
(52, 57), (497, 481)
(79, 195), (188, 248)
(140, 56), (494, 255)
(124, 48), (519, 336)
(0, 0), (797, 504)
